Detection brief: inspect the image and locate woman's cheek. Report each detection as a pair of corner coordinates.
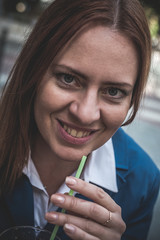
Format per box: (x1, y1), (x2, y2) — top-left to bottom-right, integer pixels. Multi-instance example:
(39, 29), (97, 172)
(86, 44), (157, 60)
(102, 104), (129, 127)
(36, 83), (73, 112)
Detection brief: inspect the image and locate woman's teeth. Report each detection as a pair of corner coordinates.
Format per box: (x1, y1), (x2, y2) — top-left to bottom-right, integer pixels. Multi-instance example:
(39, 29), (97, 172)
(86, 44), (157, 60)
(63, 124), (90, 138)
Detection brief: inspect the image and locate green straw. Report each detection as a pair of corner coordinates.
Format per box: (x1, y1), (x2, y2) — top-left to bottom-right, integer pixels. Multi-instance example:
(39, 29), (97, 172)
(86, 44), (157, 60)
(50, 155), (87, 240)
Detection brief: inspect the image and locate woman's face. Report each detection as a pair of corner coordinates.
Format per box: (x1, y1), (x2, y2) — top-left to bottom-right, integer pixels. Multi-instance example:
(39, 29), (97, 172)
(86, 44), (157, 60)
(34, 26), (138, 162)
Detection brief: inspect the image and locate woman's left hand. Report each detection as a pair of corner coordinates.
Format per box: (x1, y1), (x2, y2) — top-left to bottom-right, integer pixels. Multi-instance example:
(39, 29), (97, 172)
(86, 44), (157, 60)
(45, 176), (126, 240)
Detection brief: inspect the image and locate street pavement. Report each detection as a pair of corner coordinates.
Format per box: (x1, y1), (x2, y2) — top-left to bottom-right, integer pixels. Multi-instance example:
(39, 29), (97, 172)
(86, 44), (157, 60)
(123, 96), (160, 240)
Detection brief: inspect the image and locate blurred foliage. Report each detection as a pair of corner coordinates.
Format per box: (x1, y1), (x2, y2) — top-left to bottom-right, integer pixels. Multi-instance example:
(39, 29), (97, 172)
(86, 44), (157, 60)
(140, 0), (160, 38)
(141, 0), (160, 16)
(145, 7), (159, 39)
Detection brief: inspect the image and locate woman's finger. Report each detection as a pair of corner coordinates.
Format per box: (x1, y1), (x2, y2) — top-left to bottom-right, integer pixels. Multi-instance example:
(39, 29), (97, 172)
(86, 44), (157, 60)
(65, 176), (118, 212)
(64, 223), (100, 240)
(45, 211), (120, 240)
(50, 193), (118, 228)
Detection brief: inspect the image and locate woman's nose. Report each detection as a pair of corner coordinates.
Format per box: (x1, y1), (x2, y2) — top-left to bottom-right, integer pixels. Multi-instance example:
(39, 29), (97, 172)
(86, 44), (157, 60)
(69, 91), (100, 124)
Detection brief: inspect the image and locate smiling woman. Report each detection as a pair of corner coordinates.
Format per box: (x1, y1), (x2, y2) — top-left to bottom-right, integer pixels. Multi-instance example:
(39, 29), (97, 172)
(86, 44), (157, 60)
(0, 0), (159, 240)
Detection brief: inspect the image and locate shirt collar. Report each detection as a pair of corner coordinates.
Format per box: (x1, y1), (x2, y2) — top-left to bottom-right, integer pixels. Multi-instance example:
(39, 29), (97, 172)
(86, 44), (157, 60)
(23, 138), (118, 195)
(82, 139), (118, 192)
(23, 153), (46, 192)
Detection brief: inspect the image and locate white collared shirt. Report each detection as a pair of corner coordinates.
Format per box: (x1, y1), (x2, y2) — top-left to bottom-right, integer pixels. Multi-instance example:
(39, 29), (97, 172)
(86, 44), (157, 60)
(23, 138), (118, 228)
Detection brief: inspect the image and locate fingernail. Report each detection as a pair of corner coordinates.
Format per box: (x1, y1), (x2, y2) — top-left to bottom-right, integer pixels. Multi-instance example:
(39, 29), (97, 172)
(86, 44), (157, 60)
(64, 224), (75, 233)
(45, 212), (58, 221)
(52, 194), (65, 203)
(66, 176), (77, 185)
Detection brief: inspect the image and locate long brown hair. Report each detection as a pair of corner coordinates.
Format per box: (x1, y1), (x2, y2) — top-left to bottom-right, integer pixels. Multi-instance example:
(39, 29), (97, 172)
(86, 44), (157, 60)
(0, 0), (151, 194)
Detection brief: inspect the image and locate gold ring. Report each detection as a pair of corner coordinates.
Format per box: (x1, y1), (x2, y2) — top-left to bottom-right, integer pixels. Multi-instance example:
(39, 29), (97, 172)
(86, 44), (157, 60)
(104, 211), (112, 225)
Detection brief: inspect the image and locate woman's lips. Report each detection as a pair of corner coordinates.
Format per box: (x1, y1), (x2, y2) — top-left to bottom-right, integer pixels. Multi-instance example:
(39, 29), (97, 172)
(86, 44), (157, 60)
(57, 120), (97, 145)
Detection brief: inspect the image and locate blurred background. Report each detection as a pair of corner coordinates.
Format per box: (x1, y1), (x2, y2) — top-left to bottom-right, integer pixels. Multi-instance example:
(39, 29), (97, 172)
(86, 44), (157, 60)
(0, 0), (160, 239)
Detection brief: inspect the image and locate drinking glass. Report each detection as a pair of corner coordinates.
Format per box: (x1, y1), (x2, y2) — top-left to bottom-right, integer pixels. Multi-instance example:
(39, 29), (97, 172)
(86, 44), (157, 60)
(0, 226), (61, 240)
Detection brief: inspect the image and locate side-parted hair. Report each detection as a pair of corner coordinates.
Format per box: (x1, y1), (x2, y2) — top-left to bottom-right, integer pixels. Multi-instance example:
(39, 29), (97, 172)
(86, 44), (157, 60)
(0, 0), (151, 194)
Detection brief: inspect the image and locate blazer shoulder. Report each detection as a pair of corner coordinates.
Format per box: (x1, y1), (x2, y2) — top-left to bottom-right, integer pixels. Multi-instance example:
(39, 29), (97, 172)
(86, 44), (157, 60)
(112, 128), (160, 177)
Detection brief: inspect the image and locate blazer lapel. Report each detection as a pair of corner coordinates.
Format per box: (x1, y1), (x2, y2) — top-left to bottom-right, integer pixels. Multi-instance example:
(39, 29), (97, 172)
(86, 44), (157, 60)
(5, 174), (34, 226)
(112, 128), (129, 190)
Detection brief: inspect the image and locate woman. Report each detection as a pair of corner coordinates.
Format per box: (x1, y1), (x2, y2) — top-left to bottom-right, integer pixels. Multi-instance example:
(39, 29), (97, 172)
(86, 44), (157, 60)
(0, 0), (159, 239)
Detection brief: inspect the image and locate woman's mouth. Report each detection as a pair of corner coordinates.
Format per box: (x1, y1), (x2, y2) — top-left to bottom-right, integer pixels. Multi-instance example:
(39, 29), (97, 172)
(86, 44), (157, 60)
(57, 120), (96, 144)
(63, 124), (91, 138)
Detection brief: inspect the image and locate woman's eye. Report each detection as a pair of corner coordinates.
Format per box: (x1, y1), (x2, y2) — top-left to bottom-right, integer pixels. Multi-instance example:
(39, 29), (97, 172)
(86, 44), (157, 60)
(55, 72), (80, 88)
(101, 87), (126, 99)
(63, 74), (75, 84)
(108, 88), (118, 96)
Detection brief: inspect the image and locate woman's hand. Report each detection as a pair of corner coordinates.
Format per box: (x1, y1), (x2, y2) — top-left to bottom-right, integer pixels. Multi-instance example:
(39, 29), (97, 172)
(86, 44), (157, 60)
(45, 176), (126, 240)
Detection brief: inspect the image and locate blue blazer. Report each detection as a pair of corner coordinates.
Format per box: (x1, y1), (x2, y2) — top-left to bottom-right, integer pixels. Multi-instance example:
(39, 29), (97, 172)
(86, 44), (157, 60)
(0, 128), (160, 239)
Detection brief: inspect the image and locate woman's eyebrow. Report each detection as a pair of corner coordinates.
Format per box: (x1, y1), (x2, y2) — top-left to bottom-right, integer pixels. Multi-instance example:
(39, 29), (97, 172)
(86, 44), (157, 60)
(53, 64), (89, 80)
(102, 81), (134, 89)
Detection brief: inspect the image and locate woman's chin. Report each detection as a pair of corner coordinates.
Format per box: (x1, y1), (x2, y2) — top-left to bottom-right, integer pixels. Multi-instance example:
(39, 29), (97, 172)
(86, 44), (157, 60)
(55, 149), (90, 162)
